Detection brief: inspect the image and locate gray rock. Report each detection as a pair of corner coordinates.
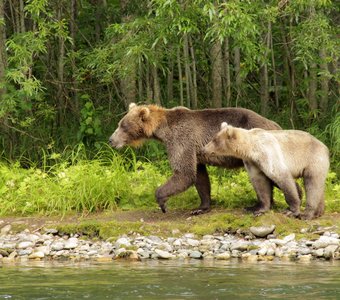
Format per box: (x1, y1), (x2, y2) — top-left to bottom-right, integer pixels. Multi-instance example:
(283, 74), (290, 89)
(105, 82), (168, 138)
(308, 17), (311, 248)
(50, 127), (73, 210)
(154, 249), (174, 259)
(189, 250), (202, 259)
(18, 249), (33, 256)
(51, 241), (64, 251)
(250, 225), (275, 238)
(146, 236), (163, 245)
(115, 237), (131, 248)
(231, 240), (249, 251)
(313, 236), (339, 249)
(314, 248), (325, 257)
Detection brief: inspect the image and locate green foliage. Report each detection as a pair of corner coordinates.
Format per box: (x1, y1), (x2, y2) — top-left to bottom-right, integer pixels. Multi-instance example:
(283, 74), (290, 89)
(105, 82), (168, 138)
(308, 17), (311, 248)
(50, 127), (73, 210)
(0, 151), (339, 216)
(78, 95), (103, 147)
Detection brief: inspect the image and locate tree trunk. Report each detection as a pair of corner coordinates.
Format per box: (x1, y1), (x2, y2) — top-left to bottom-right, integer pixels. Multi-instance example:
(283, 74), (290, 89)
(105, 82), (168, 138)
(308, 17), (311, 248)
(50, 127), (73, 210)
(189, 35), (197, 108)
(145, 63), (152, 102)
(183, 33), (192, 108)
(260, 65), (269, 116)
(177, 46), (184, 106)
(210, 39), (222, 108)
(120, 0), (136, 107)
(167, 56), (174, 105)
(280, 19), (296, 126)
(152, 65), (161, 105)
(319, 48), (329, 112)
(308, 61), (318, 112)
(70, 0), (79, 113)
(223, 38), (231, 106)
(234, 46), (241, 106)
(270, 26), (279, 108)
(0, 0), (6, 100)
(57, 4), (65, 126)
(19, 0), (25, 33)
(260, 22), (271, 116)
(138, 60), (143, 101)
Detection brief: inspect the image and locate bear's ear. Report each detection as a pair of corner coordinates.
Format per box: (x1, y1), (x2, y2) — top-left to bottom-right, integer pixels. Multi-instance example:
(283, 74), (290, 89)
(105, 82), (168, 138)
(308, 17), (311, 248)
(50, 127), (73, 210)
(129, 103), (137, 111)
(139, 107), (150, 122)
(221, 122), (229, 130)
(224, 126), (236, 140)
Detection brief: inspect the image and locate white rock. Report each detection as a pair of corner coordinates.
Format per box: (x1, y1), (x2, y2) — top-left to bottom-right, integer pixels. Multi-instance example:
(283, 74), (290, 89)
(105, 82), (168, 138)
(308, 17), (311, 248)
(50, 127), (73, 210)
(64, 237), (78, 249)
(155, 249), (174, 259)
(283, 234), (295, 243)
(187, 238), (200, 247)
(258, 247), (268, 256)
(267, 247), (275, 256)
(17, 241), (34, 249)
(324, 245), (339, 259)
(173, 239), (182, 247)
(250, 225), (275, 238)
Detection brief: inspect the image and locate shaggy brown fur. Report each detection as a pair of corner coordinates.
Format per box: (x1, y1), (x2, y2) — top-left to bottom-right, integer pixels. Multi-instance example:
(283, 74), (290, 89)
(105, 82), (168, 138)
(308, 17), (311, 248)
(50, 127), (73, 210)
(204, 123), (330, 219)
(109, 103), (281, 214)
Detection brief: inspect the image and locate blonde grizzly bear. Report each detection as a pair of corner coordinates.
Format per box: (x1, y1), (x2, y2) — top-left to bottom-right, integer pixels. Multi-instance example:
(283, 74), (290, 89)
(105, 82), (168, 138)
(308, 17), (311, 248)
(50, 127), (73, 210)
(204, 122), (330, 219)
(109, 103), (281, 214)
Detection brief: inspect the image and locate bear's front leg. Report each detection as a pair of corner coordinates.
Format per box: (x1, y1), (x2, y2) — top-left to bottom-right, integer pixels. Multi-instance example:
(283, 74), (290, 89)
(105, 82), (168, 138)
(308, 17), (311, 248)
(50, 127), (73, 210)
(155, 172), (196, 213)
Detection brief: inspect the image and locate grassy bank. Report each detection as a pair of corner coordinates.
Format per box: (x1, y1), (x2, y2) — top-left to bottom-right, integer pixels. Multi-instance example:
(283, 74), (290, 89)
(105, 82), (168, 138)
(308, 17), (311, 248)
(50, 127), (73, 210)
(0, 146), (339, 216)
(0, 146), (339, 239)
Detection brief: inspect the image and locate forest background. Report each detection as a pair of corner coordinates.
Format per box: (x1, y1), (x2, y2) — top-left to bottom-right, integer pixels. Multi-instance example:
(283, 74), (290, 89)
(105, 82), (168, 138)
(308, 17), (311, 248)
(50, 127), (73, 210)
(0, 0), (339, 216)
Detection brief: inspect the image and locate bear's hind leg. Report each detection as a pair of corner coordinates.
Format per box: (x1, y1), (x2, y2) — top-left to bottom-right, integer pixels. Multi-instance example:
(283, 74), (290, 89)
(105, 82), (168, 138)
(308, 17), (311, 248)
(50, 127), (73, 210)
(192, 164), (211, 215)
(301, 172), (326, 220)
(244, 162), (273, 216)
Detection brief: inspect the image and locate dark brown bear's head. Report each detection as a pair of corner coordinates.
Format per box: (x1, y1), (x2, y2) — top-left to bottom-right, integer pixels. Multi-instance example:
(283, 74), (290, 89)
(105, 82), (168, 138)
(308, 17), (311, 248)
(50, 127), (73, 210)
(109, 103), (165, 148)
(204, 122), (240, 157)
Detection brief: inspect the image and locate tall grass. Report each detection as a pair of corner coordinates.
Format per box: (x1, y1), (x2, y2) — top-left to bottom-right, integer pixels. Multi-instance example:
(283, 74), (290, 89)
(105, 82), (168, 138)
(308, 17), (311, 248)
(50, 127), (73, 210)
(0, 143), (339, 216)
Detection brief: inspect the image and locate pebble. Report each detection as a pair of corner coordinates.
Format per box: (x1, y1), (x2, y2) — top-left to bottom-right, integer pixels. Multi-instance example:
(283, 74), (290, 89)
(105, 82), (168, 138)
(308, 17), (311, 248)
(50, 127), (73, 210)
(0, 226), (339, 263)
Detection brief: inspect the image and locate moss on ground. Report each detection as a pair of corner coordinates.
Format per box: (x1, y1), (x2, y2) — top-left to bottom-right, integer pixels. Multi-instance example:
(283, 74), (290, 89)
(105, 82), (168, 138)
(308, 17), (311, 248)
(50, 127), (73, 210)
(52, 209), (340, 241)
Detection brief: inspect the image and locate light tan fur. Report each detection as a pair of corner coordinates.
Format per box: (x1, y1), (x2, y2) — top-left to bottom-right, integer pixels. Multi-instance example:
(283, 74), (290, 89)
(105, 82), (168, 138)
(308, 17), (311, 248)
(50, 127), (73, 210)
(204, 122), (330, 219)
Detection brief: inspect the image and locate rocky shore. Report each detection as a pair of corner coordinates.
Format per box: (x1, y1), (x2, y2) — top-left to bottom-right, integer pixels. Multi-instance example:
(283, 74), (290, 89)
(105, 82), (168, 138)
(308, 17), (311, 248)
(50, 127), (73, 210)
(1, 224), (339, 263)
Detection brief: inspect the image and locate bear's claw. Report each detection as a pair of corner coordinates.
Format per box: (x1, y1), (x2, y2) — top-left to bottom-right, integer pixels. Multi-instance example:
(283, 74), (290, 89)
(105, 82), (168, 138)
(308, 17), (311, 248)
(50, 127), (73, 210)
(190, 207), (211, 215)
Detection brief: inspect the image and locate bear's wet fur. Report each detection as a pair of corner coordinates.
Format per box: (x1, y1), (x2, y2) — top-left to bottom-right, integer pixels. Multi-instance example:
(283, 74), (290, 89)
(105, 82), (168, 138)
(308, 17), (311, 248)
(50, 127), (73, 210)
(204, 122), (330, 219)
(109, 103), (281, 214)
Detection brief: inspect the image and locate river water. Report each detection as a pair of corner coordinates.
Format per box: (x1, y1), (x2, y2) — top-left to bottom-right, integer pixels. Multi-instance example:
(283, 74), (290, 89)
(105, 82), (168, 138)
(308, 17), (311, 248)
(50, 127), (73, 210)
(1, 260), (340, 299)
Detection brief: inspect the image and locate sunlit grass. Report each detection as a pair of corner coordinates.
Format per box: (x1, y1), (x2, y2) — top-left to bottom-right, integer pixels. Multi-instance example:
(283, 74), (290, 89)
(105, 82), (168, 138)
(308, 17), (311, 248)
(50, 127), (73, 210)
(0, 144), (339, 216)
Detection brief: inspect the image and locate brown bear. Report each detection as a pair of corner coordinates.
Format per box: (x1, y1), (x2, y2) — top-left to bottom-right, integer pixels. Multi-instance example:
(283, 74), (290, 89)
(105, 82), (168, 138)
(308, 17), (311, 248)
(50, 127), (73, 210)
(204, 122), (330, 219)
(109, 103), (281, 214)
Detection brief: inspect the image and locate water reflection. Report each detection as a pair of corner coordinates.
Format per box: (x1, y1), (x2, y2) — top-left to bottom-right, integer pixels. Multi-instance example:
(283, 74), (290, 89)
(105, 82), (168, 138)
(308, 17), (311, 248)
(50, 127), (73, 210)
(0, 260), (340, 299)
